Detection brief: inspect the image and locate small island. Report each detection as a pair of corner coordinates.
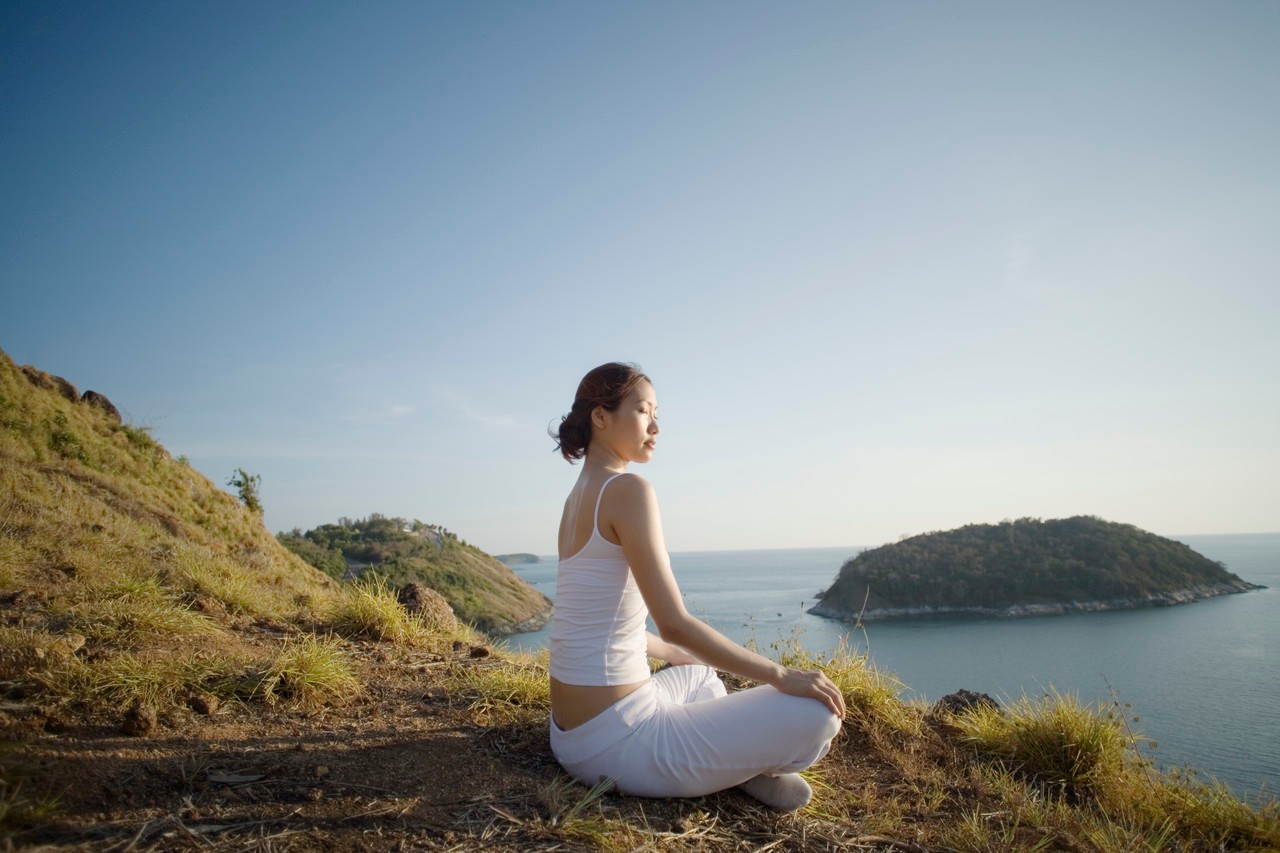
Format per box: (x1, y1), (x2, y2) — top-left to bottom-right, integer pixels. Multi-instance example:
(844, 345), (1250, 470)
(811, 516), (1262, 622)
(496, 553), (540, 566)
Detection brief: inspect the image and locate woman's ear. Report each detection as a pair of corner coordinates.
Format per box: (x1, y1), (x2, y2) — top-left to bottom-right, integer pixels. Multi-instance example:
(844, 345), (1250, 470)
(592, 406), (608, 430)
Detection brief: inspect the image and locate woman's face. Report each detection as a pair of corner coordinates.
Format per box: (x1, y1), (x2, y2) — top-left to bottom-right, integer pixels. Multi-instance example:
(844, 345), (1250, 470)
(596, 380), (659, 463)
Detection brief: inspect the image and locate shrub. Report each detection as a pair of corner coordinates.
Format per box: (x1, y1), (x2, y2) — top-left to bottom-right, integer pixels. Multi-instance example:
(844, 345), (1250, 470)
(226, 467), (263, 514)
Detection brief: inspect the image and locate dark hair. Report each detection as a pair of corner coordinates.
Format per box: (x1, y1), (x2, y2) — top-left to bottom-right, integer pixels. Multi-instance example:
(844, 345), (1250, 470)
(551, 362), (651, 463)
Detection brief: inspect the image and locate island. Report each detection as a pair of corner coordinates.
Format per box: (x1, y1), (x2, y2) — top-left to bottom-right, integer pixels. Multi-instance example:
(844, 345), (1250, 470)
(810, 516), (1261, 622)
(495, 553), (540, 566)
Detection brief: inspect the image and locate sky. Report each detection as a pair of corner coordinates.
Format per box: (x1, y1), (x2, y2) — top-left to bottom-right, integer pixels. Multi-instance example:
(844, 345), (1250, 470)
(2, 2), (1277, 556)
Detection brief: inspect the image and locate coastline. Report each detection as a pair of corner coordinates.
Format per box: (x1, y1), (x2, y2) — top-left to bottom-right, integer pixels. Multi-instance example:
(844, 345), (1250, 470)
(808, 579), (1263, 622)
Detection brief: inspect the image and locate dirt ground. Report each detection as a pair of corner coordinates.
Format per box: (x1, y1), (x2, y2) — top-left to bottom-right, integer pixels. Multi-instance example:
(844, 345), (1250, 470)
(3, 640), (930, 853)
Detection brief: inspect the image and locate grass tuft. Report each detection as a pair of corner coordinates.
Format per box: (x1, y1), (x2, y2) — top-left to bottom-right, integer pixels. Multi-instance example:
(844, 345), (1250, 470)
(1149, 768), (1280, 851)
(327, 576), (430, 644)
(955, 687), (1136, 802)
(451, 648), (550, 725)
(169, 544), (292, 617)
(238, 634), (361, 709)
(59, 577), (221, 646)
(42, 650), (238, 707)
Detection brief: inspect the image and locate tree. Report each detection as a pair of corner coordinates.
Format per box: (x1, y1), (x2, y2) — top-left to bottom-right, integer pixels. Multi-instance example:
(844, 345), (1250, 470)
(227, 468), (263, 514)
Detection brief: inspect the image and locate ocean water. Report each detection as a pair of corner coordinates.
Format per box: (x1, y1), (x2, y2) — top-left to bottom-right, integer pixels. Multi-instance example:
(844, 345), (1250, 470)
(506, 533), (1279, 801)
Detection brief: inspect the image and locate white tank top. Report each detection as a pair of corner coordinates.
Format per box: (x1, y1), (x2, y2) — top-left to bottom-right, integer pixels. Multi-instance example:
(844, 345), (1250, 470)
(548, 473), (650, 686)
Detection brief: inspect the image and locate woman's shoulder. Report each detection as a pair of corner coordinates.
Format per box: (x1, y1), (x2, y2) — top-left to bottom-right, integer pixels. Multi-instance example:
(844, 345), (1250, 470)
(608, 470), (652, 490)
(603, 471), (657, 506)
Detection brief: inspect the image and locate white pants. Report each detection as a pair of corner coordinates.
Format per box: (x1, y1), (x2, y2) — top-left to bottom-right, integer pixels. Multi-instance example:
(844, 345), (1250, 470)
(549, 665), (841, 798)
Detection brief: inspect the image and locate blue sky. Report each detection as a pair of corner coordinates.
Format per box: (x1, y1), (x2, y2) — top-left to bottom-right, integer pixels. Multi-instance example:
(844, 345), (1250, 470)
(3, 2), (1277, 555)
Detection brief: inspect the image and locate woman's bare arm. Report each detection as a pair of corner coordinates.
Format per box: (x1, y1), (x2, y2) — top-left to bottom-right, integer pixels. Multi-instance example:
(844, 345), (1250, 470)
(646, 630), (702, 665)
(605, 474), (845, 718)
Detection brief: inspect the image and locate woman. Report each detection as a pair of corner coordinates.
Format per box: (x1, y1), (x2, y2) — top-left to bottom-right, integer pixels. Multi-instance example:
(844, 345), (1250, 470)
(548, 362), (844, 811)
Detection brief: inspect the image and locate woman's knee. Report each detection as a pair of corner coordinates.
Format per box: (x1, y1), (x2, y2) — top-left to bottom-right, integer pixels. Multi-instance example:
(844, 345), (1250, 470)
(694, 665), (726, 700)
(819, 705), (842, 741)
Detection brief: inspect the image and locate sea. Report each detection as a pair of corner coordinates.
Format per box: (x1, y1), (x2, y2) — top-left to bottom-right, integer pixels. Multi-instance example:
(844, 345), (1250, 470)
(505, 532), (1279, 802)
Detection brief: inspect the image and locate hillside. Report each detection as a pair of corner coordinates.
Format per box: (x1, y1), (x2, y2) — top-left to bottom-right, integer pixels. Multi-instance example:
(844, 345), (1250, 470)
(279, 517), (551, 635)
(1, 349), (1275, 852)
(0, 347), (342, 637)
(812, 516), (1260, 621)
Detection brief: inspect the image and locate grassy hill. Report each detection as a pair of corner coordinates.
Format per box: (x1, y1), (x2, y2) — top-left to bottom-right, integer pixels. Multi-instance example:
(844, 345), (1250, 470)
(813, 516), (1259, 620)
(279, 516), (551, 635)
(1, 348), (1275, 851)
(0, 346), (342, 648)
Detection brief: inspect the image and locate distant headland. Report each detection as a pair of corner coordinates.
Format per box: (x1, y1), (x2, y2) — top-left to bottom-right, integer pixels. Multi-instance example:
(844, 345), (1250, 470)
(810, 516), (1262, 622)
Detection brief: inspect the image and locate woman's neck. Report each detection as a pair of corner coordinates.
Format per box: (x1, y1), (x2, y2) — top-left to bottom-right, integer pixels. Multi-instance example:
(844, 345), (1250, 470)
(583, 446), (628, 474)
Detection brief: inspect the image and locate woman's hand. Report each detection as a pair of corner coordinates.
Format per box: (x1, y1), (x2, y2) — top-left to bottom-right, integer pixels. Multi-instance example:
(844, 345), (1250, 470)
(771, 667), (846, 719)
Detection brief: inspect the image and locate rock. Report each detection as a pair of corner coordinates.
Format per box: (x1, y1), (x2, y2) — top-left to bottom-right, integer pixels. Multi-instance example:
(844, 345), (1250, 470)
(397, 582), (458, 631)
(468, 645), (491, 659)
(121, 700), (157, 736)
(187, 693), (220, 715)
(80, 390), (121, 423)
(21, 365), (80, 402)
(313, 765), (330, 779)
(929, 689), (999, 719)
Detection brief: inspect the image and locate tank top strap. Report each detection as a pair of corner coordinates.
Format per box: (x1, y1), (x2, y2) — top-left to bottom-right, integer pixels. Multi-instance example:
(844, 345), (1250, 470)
(592, 473), (626, 535)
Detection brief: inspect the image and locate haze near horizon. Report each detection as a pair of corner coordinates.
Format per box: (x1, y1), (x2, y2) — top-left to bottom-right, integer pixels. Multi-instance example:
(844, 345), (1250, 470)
(2, 2), (1277, 555)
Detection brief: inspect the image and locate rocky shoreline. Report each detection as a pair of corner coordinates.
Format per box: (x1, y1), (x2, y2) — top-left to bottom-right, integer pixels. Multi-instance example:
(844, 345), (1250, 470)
(498, 605), (553, 635)
(809, 579), (1263, 623)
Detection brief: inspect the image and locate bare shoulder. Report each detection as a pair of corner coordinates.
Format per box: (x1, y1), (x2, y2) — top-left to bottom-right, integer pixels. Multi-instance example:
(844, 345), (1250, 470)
(600, 473), (659, 525)
(607, 472), (656, 502)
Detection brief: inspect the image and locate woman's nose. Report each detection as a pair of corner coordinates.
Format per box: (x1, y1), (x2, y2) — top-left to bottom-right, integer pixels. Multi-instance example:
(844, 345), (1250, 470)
(649, 419), (660, 434)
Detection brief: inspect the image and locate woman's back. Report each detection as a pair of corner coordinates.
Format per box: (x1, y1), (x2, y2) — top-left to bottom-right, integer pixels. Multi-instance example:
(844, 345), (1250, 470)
(549, 472), (650, 688)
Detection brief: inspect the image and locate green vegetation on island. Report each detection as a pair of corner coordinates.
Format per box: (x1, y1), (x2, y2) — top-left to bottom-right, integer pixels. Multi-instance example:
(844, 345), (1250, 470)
(496, 552), (540, 566)
(279, 517), (551, 635)
(813, 516), (1260, 621)
(1, 347), (1276, 851)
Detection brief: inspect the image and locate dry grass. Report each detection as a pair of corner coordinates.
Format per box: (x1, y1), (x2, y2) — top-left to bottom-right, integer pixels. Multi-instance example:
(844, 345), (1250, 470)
(450, 647), (551, 725)
(327, 575), (432, 644)
(40, 634), (361, 712)
(235, 633), (361, 709)
(954, 687), (1138, 801)
(772, 631), (920, 738)
(949, 690), (1280, 852)
(42, 649), (239, 707)
(57, 577), (222, 647)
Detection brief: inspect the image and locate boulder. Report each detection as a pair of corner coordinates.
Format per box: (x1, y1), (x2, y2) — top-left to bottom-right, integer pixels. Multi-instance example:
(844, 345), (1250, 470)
(21, 365), (79, 402)
(397, 582), (458, 631)
(929, 689), (1000, 718)
(81, 390), (122, 424)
